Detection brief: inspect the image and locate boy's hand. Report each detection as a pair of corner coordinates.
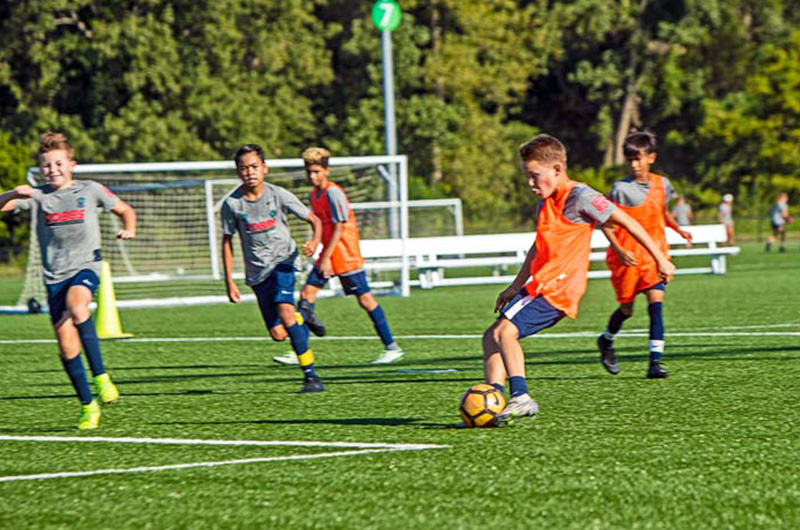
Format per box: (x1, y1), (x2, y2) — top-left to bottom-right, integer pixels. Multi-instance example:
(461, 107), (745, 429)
(616, 248), (638, 267)
(320, 258), (334, 278)
(226, 281), (241, 304)
(680, 230), (693, 245)
(116, 228), (135, 239)
(301, 239), (318, 257)
(494, 286), (518, 313)
(657, 259), (676, 285)
(14, 185), (34, 198)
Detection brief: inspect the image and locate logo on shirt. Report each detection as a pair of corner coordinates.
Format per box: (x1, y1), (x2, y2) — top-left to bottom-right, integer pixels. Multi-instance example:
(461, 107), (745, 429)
(244, 210), (279, 233)
(591, 195), (611, 213)
(76, 197), (86, 208)
(45, 209), (86, 226)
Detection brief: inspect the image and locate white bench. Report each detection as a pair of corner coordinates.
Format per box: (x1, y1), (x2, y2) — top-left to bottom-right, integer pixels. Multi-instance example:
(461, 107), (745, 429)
(359, 224), (740, 289)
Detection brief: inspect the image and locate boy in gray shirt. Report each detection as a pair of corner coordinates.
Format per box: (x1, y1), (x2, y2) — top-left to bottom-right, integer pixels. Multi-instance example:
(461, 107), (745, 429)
(766, 193), (790, 252)
(0, 132), (137, 429)
(221, 144), (324, 393)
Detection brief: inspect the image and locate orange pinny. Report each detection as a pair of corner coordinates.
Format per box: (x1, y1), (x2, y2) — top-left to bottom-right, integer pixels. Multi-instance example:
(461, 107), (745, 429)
(310, 182), (365, 275)
(525, 180), (595, 318)
(606, 173), (670, 303)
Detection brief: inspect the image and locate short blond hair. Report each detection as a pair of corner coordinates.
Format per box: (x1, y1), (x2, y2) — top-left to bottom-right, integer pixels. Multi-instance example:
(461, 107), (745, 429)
(518, 134), (567, 168)
(39, 131), (74, 160)
(302, 147), (331, 168)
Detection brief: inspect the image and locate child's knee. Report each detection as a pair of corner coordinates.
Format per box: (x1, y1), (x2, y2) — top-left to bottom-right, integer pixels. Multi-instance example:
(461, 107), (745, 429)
(620, 303), (634, 316)
(269, 327), (288, 342)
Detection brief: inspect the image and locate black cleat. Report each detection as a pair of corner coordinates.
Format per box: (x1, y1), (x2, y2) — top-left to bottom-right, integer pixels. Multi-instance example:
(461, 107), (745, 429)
(299, 300), (326, 337)
(597, 335), (620, 375)
(647, 361), (669, 379)
(298, 376), (325, 393)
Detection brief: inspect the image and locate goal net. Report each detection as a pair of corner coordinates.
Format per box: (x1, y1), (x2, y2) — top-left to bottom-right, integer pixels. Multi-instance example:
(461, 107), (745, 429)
(15, 156), (425, 309)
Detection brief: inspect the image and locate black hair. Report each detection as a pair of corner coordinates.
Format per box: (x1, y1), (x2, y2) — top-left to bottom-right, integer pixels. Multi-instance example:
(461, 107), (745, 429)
(623, 131), (657, 157)
(234, 144), (266, 167)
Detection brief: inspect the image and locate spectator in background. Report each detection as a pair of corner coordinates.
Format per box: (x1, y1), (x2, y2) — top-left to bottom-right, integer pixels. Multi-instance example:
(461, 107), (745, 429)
(766, 193), (791, 252)
(671, 195), (693, 226)
(718, 194), (735, 245)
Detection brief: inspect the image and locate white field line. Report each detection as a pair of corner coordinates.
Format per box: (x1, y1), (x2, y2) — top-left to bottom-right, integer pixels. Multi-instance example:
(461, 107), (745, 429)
(0, 435), (449, 483)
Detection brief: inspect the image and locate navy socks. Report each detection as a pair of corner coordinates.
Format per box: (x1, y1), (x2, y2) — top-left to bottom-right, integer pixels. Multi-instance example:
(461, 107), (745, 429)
(61, 355), (93, 405)
(286, 323), (317, 378)
(509, 376), (528, 398)
(368, 305), (395, 347)
(75, 318), (105, 376)
(603, 309), (630, 340)
(648, 302), (665, 362)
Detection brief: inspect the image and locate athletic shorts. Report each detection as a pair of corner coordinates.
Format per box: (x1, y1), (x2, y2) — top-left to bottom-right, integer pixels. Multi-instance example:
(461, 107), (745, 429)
(251, 260), (297, 330)
(500, 293), (565, 339)
(610, 260), (666, 304)
(46, 269), (99, 326)
(305, 266), (370, 296)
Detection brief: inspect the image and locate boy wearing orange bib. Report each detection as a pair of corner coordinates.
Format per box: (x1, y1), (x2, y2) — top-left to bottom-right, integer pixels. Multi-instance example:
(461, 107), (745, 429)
(273, 147), (403, 365)
(484, 135), (675, 422)
(597, 132), (692, 379)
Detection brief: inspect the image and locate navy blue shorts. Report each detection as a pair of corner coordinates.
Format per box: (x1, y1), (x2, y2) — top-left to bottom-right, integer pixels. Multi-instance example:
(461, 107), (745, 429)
(640, 282), (665, 294)
(305, 266), (371, 296)
(251, 260), (297, 330)
(46, 269), (100, 326)
(500, 293), (565, 339)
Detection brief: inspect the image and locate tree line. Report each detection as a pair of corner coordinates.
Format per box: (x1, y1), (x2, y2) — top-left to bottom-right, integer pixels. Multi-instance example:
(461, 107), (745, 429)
(1, 0), (799, 254)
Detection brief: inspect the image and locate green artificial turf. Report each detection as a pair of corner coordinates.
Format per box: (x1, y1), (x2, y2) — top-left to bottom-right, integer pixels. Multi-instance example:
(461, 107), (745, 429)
(0, 243), (798, 529)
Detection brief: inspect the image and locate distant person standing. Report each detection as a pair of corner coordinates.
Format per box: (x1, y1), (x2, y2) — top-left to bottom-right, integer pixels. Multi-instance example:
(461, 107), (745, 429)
(671, 195), (693, 226)
(718, 194), (734, 245)
(766, 193), (791, 252)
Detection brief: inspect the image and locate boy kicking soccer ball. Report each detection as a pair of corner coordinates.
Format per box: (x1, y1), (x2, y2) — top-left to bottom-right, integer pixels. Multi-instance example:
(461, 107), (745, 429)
(221, 144), (325, 393)
(483, 134), (675, 423)
(597, 131), (692, 379)
(0, 132), (136, 429)
(273, 147), (403, 365)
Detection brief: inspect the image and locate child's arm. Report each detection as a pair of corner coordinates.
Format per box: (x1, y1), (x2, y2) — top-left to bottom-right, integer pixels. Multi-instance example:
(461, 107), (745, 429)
(600, 224), (638, 266)
(110, 200), (137, 239)
(494, 241), (537, 313)
(221, 234), (240, 303)
(664, 207), (692, 244)
(317, 221), (343, 278)
(606, 209), (675, 283)
(0, 185), (34, 212)
(301, 212), (322, 259)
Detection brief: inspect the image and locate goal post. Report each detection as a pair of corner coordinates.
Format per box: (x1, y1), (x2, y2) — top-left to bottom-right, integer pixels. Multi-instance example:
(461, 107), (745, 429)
(13, 155), (417, 309)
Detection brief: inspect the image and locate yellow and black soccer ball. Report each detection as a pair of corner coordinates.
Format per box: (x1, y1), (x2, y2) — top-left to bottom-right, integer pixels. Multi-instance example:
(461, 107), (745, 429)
(459, 384), (506, 428)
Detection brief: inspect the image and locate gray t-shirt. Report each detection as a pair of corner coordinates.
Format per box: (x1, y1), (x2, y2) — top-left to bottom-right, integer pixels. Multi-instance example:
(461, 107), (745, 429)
(718, 203), (733, 226)
(536, 184), (616, 225)
(14, 180), (119, 285)
(771, 203), (788, 226)
(609, 176), (677, 208)
(672, 203), (692, 225)
(221, 183), (310, 286)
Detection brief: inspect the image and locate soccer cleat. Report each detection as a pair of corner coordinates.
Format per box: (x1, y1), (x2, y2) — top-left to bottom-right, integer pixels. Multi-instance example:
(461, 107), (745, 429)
(597, 335), (620, 375)
(272, 352), (299, 365)
(298, 376), (325, 393)
(94, 373), (120, 404)
(298, 300), (326, 337)
(647, 361), (669, 379)
(497, 394), (539, 422)
(78, 400), (101, 430)
(372, 348), (404, 364)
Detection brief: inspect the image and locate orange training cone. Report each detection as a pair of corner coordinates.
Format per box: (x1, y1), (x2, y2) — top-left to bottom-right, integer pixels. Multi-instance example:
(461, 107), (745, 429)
(95, 261), (133, 339)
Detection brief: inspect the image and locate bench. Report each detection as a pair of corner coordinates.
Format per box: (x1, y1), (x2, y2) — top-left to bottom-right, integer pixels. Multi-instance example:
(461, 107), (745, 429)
(358, 224), (740, 289)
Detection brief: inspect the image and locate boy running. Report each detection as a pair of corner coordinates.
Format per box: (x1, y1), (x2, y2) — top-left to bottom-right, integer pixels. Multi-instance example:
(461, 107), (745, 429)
(221, 144), (325, 393)
(766, 193), (790, 252)
(273, 147), (403, 365)
(484, 134), (675, 422)
(0, 132), (136, 429)
(597, 131), (692, 379)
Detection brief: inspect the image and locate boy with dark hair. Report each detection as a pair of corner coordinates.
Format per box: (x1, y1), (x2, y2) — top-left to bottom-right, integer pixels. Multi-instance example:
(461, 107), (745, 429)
(597, 131), (692, 379)
(221, 144), (325, 393)
(0, 132), (136, 429)
(273, 147), (403, 365)
(485, 134), (675, 422)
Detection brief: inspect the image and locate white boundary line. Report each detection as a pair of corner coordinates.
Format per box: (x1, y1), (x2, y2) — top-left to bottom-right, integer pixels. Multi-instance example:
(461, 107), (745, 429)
(0, 435), (449, 483)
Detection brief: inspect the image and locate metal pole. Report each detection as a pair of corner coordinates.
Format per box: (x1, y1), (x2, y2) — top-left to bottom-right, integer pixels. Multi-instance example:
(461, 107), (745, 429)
(382, 29), (400, 239)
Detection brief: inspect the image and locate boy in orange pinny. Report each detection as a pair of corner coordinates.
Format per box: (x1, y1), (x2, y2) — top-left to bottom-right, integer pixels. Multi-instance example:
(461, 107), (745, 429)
(484, 134), (675, 423)
(597, 132), (692, 379)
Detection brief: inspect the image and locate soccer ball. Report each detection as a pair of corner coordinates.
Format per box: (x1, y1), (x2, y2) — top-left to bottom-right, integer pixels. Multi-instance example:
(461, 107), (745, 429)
(459, 384), (506, 428)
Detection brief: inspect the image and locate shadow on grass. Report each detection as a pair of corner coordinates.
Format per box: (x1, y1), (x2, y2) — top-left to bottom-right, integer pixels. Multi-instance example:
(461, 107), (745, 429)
(151, 417), (422, 427)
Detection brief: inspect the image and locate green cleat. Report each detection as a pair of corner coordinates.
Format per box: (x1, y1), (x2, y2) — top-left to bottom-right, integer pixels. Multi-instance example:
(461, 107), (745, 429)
(94, 373), (120, 404)
(78, 400), (101, 430)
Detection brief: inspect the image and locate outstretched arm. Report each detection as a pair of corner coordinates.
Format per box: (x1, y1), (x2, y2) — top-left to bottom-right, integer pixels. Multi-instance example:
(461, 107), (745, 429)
(111, 200), (137, 239)
(601, 224), (638, 266)
(664, 207), (692, 244)
(0, 185), (34, 212)
(606, 209), (675, 283)
(494, 241), (537, 313)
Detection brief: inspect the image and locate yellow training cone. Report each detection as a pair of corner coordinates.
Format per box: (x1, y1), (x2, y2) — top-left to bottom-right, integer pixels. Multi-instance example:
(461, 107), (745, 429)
(95, 261), (133, 339)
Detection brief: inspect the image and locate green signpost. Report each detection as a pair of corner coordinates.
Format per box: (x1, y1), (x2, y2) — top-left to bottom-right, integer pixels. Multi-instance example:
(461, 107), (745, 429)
(371, 0), (402, 32)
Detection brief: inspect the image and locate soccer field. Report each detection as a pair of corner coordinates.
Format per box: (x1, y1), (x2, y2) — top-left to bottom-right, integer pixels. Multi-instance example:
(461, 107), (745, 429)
(0, 244), (798, 529)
